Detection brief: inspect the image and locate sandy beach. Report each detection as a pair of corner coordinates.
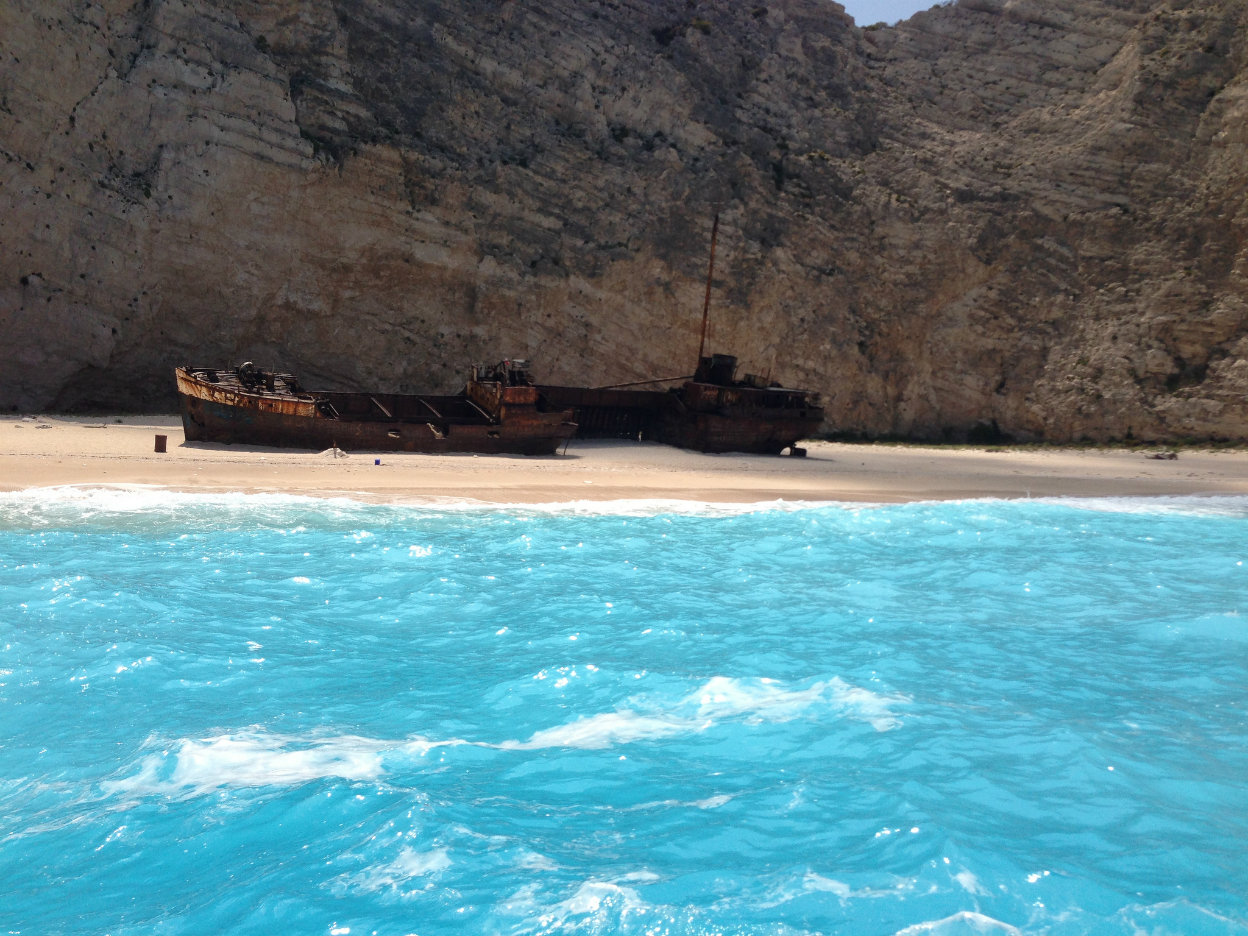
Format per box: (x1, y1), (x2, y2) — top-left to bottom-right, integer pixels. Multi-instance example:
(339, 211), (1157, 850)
(3, 414), (1247, 503)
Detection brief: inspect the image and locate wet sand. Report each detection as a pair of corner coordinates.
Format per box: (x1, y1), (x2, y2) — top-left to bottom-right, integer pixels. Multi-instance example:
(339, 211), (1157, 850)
(2, 415), (1246, 504)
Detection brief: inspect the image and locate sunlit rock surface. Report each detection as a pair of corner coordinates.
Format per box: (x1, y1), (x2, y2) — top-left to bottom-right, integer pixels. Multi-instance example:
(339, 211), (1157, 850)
(2, 0), (1245, 441)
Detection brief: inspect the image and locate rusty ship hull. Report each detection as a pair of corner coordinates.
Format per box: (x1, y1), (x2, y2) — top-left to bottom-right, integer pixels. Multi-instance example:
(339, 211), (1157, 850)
(538, 355), (824, 455)
(177, 363), (577, 456)
(531, 385), (671, 441)
(653, 377), (824, 455)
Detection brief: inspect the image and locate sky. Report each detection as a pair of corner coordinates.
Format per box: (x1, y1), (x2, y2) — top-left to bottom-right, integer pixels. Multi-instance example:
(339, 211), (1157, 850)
(839, 0), (939, 26)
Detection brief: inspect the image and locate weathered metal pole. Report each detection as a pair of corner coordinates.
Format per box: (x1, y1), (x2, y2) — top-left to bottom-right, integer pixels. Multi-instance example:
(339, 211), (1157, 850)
(696, 213), (719, 365)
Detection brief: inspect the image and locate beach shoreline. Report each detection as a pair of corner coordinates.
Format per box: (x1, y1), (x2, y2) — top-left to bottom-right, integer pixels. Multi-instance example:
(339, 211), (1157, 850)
(3, 414), (1247, 504)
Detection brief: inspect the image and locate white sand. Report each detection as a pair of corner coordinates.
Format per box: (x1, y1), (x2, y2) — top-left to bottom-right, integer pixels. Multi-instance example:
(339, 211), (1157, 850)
(2, 414), (1246, 503)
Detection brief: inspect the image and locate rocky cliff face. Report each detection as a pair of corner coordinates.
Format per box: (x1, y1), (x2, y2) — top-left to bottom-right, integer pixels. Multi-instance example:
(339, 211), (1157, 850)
(2, 0), (1246, 442)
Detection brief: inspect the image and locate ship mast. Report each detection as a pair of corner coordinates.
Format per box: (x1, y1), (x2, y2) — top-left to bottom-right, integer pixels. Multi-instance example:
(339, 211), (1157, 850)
(695, 212), (719, 366)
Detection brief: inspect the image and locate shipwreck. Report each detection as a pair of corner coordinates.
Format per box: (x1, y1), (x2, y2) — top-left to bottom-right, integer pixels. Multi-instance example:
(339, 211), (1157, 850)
(175, 359), (577, 455)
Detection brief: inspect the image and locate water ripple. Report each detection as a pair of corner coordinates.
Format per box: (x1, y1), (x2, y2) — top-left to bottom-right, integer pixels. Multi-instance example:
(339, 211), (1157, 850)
(1, 490), (1245, 935)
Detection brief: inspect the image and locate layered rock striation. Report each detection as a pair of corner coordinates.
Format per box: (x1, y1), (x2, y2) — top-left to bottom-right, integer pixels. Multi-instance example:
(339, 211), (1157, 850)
(2, 0), (1246, 441)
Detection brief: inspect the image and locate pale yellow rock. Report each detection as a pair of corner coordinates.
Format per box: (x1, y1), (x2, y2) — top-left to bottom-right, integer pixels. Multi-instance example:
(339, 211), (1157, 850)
(2, 0), (1246, 444)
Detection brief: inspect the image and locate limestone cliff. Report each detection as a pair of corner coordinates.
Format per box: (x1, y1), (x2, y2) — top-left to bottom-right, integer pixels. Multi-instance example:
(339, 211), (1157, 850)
(2, 0), (1246, 442)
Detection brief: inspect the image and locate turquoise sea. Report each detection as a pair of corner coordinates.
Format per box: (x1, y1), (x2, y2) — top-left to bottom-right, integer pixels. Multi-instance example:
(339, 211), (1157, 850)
(1, 488), (1246, 935)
